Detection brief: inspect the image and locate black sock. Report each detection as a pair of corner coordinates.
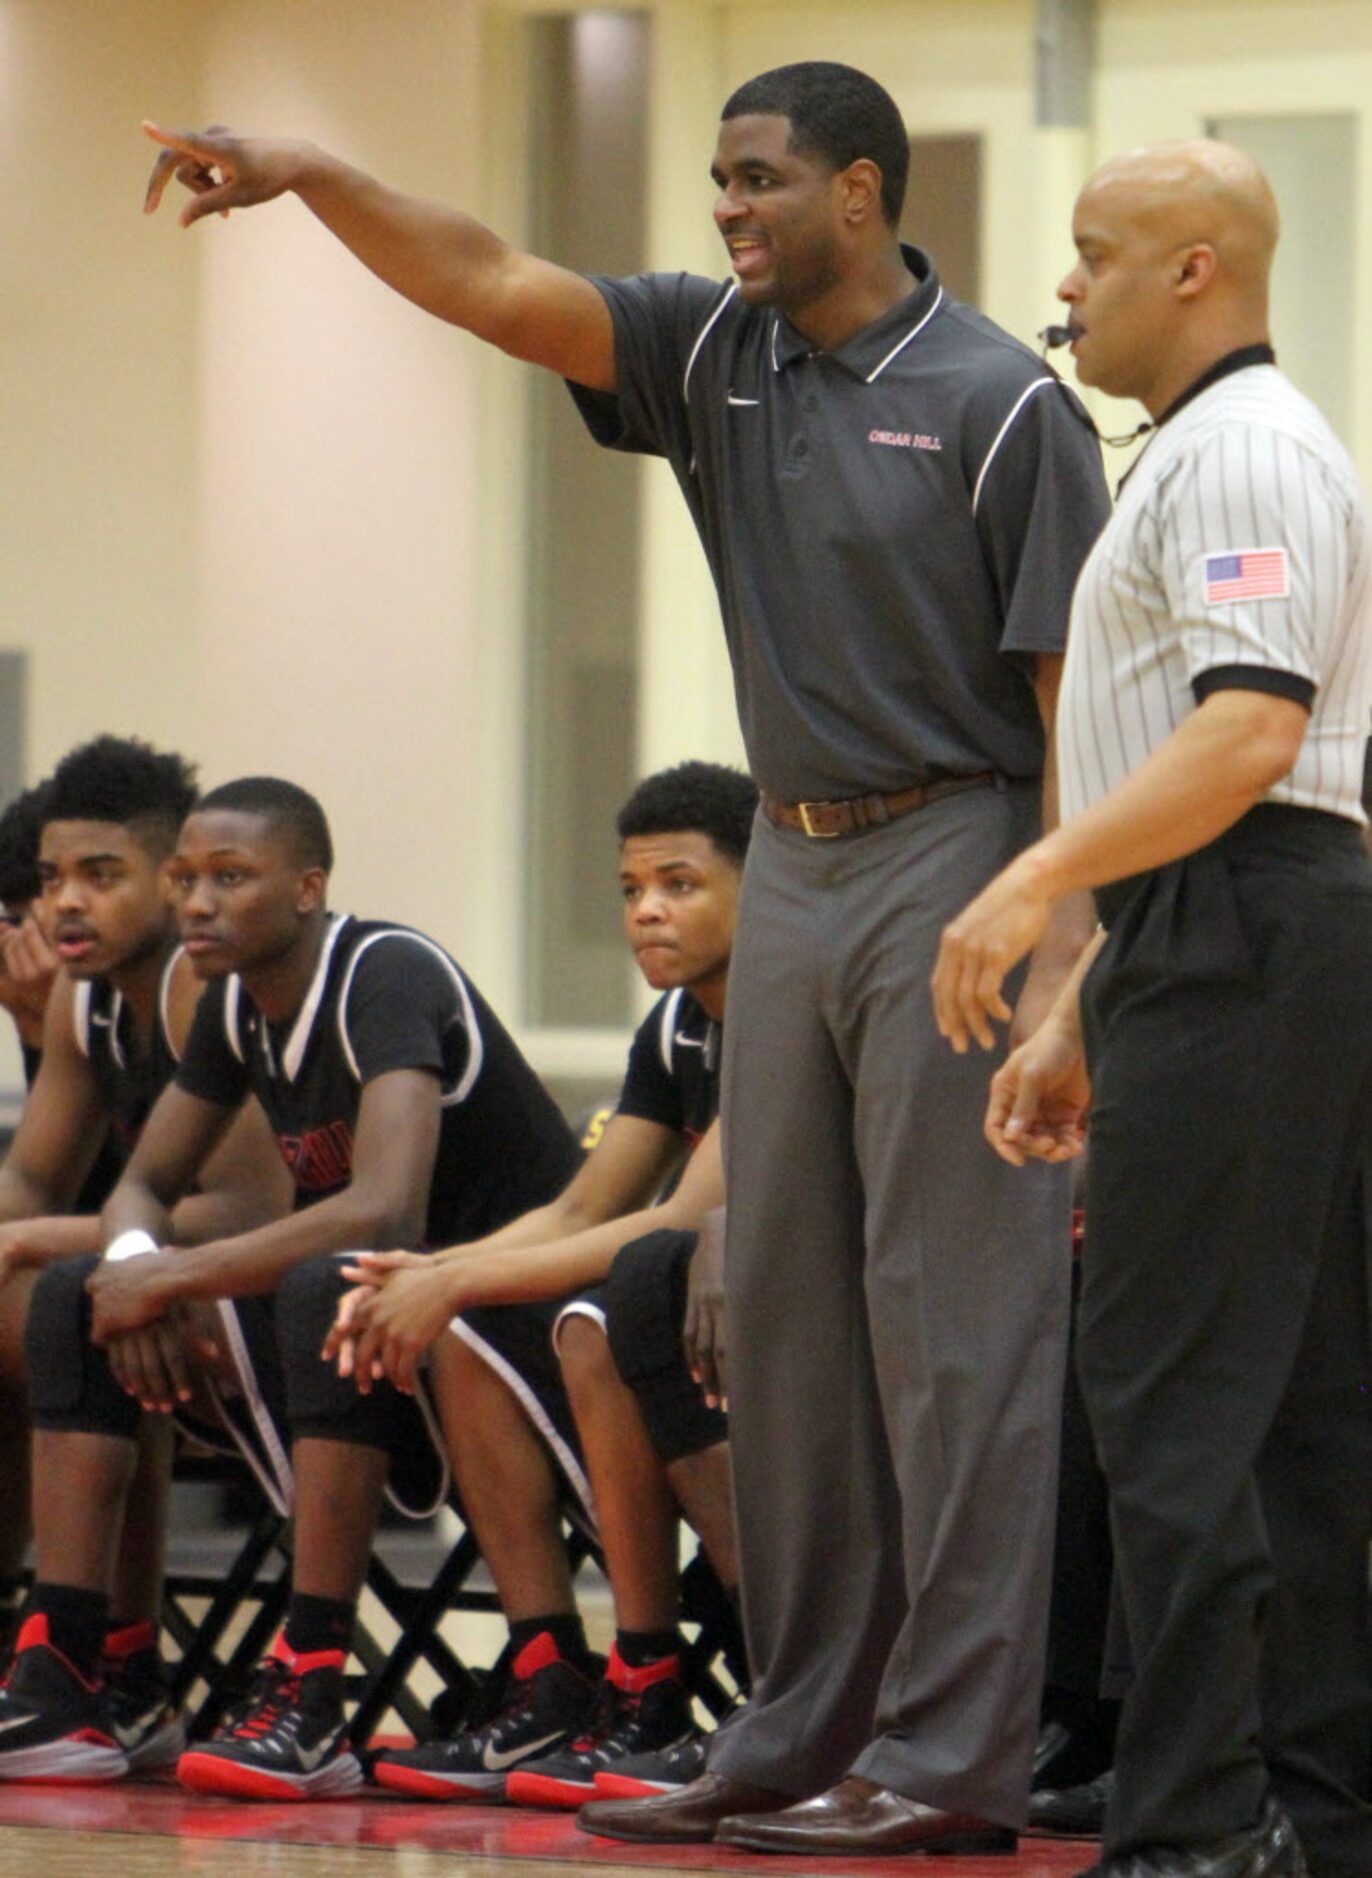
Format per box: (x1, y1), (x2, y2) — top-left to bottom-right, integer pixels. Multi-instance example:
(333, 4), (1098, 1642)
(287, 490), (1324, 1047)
(616, 1627), (680, 1668)
(508, 1612), (590, 1667)
(283, 1592), (354, 1658)
(30, 1583), (109, 1679)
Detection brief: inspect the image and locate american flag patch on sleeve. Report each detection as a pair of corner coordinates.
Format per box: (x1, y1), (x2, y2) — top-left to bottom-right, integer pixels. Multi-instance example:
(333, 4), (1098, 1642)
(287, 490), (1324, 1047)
(1202, 548), (1289, 604)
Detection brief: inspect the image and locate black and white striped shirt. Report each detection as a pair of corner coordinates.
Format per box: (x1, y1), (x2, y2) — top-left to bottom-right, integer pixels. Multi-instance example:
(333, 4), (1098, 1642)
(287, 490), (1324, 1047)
(1059, 363), (1372, 823)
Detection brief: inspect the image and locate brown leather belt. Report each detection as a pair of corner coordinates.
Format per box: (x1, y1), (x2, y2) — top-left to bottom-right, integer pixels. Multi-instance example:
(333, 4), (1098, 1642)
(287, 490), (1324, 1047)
(761, 771), (996, 839)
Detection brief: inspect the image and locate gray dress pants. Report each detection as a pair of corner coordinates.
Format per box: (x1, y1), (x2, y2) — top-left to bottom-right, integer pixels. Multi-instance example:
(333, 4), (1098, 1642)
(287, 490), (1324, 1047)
(708, 782), (1071, 1826)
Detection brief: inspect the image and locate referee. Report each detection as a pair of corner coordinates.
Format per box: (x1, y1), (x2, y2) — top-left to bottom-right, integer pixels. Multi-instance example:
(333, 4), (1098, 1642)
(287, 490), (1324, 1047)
(932, 141), (1371, 1878)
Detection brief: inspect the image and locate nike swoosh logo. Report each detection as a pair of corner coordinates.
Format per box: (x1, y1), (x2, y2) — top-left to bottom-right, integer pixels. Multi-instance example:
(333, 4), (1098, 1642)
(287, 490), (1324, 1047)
(112, 1706), (163, 1748)
(90, 1014), (112, 1027)
(294, 1730), (346, 1772)
(726, 394), (759, 407)
(482, 1730), (564, 1772)
(0, 1713), (35, 1734)
(673, 1033), (705, 1049)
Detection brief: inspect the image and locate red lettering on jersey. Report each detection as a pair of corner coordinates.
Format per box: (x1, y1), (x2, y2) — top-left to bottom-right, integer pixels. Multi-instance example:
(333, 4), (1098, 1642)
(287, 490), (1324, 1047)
(276, 1119), (355, 1192)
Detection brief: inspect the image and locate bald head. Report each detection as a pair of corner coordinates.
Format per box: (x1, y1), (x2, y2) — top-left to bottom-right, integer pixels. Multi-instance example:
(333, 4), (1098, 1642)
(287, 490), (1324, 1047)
(1083, 140), (1278, 294)
(1059, 139), (1278, 414)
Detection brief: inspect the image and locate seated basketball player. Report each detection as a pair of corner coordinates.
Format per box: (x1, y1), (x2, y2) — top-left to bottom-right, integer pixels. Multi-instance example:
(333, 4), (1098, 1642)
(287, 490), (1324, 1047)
(0, 775), (581, 1798)
(0, 737), (291, 1753)
(326, 761), (754, 1805)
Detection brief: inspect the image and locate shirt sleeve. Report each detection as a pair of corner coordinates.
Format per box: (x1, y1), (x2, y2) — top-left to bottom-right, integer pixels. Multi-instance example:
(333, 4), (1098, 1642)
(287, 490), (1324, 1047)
(1160, 426), (1344, 706)
(566, 271), (734, 465)
(342, 936), (472, 1089)
(615, 999), (684, 1131)
(973, 376), (1114, 659)
(175, 979), (251, 1109)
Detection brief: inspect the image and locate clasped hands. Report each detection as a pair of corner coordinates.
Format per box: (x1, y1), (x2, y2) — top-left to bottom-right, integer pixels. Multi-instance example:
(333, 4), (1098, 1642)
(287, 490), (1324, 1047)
(84, 1252), (220, 1415)
(322, 1252), (454, 1396)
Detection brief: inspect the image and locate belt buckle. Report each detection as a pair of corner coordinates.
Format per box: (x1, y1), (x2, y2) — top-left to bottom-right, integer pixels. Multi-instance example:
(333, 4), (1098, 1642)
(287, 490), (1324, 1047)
(797, 799), (841, 838)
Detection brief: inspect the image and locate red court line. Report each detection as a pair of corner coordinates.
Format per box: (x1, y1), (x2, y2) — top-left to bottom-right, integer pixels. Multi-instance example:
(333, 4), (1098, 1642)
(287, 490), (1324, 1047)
(0, 1777), (1096, 1875)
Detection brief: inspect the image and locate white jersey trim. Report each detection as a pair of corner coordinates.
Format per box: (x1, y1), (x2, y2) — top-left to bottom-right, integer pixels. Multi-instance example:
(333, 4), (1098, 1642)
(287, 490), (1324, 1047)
(451, 1316), (595, 1529)
(657, 987), (685, 1076)
(106, 991), (127, 1071)
(971, 376), (1054, 517)
(158, 947), (186, 1065)
(72, 980), (93, 1059)
(281, 914), (349, 1083)
(223, 977), (245, 1065)
(336, 929), (483, 1108)
(205, 1299), (295, 1517)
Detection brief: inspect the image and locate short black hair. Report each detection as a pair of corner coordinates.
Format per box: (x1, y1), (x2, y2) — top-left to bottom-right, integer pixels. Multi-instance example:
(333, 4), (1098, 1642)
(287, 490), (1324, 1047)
(721, 62), (909, 226)
(0, 781), (52, 909)
(195, 776), (334, 873)
(617, 761), (758, 866)
(44, 735), (199, 859)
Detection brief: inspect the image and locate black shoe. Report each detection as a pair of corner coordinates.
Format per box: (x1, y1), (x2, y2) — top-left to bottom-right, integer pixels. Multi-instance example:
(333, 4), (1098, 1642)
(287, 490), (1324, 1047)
(372, 1632), (601, 1801)
(101, 1623), (187, 1774)
(593, 1730), (710, 1798)
(1030, 1768), (1113, 1836)
(506, 1645), (699, 1809)
(1034, 1709), (1119, 1790)
(0, 1614), (127, 1783)
(1074, 1798), (1308, 1877)
(177, 1634), (361, 1800)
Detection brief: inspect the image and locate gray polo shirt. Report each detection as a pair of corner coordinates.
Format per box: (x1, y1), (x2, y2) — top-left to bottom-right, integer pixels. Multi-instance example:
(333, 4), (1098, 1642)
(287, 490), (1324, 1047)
(569, 247), (1111, 801)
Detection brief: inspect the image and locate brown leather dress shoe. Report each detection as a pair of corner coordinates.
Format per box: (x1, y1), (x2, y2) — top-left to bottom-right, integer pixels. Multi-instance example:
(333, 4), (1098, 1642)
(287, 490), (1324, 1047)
(717, 1774), (1018, 1855)
(576, 1770), (794, 1843)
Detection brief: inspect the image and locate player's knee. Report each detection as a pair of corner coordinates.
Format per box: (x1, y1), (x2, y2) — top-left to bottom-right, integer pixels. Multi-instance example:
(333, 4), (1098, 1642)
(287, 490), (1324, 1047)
(632, 1369), (728, 1466)
(277, 1255), (389, 1441)
(556, 1311), (614, 1404)
(26, 1254), (139, 1437)
(24, 1253), (96, 1379)
(275, 1253), (349, 1352)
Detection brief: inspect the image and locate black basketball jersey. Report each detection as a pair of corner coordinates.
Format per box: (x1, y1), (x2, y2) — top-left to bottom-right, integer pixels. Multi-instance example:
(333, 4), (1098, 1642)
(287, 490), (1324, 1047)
(616, 988), (720, 1149)
(72, 948), (184, 1160)
(175, 915), (580, 1245)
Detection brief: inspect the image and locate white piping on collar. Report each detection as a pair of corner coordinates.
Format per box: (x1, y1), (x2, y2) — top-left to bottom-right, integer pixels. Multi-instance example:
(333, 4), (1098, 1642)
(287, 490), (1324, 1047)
(971, 376), (1053, 516)
(682, 282), (738, 403)
(278, 913), (349, 1084)
(865, 287), (944, 383)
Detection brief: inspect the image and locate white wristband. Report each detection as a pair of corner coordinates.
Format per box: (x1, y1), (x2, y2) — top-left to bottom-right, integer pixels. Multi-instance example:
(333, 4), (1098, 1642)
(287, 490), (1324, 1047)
(104, 1229), (158, 1263)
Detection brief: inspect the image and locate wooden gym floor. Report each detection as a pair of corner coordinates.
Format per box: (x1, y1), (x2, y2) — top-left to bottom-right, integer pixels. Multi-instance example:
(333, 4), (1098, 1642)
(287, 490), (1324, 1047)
(0, 1778), (1098, 1878)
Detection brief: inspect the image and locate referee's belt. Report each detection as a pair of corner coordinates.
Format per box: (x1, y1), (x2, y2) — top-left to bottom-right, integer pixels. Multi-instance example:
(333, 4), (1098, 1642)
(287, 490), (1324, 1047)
(761, 770), (996, 839)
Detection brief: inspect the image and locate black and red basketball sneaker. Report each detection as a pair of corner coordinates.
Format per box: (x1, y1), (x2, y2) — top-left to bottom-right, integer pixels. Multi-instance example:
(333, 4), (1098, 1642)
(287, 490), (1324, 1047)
(177, 1634), (361, 1800)
(0, 1614), (127, 1784)
(372, 1631), (601, 1801)
(505, 1645), (698, 1809)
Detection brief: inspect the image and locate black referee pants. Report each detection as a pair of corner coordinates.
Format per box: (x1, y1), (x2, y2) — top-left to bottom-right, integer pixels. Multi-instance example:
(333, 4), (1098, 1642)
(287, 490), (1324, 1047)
(1078, 806), (1372, 1877)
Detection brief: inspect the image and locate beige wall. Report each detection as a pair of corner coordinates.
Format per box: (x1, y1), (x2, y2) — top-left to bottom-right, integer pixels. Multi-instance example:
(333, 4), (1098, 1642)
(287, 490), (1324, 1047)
(1096, 0), (1372, 457)
(0, 0), (199, 771)
(3, 0), (1372, 1088)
